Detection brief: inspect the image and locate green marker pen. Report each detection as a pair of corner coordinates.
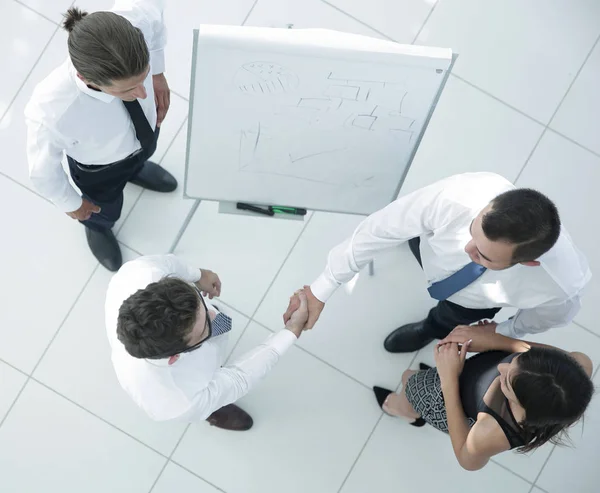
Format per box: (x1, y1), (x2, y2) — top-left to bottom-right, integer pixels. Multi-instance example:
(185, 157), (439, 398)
(270, 206), (307, 216)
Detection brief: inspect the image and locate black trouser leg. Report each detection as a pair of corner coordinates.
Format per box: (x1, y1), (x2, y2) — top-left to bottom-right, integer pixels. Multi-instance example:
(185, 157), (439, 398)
(79, 192), (124, 232)
(424, 301), (501, 339)
(407, 237), (501, 339)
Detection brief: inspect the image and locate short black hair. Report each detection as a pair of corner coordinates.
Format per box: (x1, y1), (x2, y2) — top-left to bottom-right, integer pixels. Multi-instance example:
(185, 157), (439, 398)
(482, 188), (561, 262)
(117, 277), (199, 359)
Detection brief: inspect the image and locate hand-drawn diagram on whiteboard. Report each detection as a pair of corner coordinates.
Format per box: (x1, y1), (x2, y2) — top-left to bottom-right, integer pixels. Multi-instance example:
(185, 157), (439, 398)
(234, 61), (299, 94)
(236, 65), (418, 187)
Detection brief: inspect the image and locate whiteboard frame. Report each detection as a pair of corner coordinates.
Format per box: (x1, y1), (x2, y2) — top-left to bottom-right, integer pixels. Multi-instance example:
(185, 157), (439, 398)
(182, 28), (456, 216)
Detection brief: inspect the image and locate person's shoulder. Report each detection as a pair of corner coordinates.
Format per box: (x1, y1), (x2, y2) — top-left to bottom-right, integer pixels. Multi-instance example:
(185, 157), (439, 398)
(443, 172), (513, 195)
(428, 172), (514, 211)
(470, 412), (512, 455)
(538, 227), (591, 294)
(25, 59), (79, 126)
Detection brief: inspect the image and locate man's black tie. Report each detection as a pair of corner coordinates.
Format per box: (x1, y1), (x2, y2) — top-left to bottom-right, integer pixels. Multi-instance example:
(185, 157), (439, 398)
(122, 99), (155, 151)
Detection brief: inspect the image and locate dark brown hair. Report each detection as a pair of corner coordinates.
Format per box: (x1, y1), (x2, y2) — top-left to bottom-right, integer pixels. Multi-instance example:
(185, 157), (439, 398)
(117, 277), (200, 359)
(482, 188), (561, 262)
(62, 6), (149, 86)
(512, 347), (594, 453)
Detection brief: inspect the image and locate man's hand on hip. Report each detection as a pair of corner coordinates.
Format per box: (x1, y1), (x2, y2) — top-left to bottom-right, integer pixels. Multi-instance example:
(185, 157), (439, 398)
(153, 73), (170, 127)
(66, 198), (101, 221)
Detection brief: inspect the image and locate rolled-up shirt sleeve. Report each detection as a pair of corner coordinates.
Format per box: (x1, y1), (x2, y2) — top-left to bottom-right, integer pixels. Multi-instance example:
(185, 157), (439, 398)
(180, 330), (297, 421)
(311, 178), (455, 302)
(495, 295), (582, 339)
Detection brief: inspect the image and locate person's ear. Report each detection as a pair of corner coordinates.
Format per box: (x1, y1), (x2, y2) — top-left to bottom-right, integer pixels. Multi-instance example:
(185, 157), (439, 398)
(168, 354), (180, 365)
(519, 260), (541, 267)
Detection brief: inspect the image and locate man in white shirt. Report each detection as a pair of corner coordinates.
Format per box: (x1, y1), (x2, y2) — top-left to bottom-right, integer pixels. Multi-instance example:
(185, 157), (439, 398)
(26, 2), (176, 272)
(285, 172), (590, 353)
(106, 254), (308, 429)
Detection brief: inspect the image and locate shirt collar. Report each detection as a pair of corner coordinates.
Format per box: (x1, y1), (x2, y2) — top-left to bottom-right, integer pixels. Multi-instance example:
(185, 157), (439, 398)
(70, 61), (116, 103)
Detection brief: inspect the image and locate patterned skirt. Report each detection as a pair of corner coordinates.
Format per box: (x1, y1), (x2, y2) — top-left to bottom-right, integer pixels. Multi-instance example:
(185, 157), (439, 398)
(404, 367), (475, 433)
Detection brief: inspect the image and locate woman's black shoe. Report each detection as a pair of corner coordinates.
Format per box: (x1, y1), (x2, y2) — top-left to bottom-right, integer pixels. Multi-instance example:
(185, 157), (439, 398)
(372, 386), (426, 427)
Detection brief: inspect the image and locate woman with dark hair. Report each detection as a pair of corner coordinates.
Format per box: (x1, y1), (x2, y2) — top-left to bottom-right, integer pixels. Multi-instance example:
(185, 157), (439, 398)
(373, 321), (594, 471)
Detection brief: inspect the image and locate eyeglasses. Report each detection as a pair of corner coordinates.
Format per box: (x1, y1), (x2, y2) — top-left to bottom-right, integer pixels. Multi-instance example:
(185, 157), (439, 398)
(177, 286), (213, 354)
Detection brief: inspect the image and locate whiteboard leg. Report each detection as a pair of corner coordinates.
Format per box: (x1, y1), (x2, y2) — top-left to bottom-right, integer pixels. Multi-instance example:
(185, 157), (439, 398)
(368, 260), (375, 276)
(168, 199), (201, 254)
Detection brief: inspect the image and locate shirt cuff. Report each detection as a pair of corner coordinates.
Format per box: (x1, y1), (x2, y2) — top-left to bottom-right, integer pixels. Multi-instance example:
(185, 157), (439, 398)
(310, 272), (340, 303)
(150, 49), (165, 75)
(494, 319), (514, 338)
(54, 189), (83, 214)
(268, 329), (298, 355)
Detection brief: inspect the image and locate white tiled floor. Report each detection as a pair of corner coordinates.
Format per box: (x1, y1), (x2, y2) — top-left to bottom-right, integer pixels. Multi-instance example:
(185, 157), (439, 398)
(0, 0), (599, 492)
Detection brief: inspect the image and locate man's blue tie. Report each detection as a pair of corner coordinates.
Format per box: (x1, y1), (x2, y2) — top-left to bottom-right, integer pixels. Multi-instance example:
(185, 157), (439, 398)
(427, 262), (487, 301)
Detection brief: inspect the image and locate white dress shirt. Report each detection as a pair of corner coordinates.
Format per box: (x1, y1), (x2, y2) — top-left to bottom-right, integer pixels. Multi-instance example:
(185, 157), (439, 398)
(25, 0), (166, 213)
(105, 255), (297, 422)
(311, 172), (591, 338)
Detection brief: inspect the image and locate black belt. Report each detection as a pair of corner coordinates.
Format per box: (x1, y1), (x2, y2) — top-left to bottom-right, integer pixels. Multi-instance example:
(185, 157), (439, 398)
(75, 148), (144, 172)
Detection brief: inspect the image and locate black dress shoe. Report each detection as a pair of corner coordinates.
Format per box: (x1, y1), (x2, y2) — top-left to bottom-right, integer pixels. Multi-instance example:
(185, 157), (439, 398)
(372, 386), (425, 427)
(419, 363), (432, 371)
(383, 320), (434, 353)
(206, 404), (253, 431)
(85, 227), (122, 272)
(129, 161), (177, 192)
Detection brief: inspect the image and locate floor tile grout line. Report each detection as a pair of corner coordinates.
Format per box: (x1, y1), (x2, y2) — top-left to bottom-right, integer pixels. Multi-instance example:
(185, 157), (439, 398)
(168, 459), (228, 493)
(512, 128), (547, 185)
(119, 240), (143, 257)
(147, 423), (192, 493)
(114, 115), (189, 237)
(489, 457), (535, 486)
(12, 0), (61, 27)
(544, 126), (600, 159)
(530, 443), (557, 491)
(0, 23), (60, 123)
(515, 32), (600, 184)
(29, 263), (101, 376)
(27, 377), (171, 458)
(411, 2), (439, 45)
(0, 377), (29, 430)
(546, 33), (600, 130)
(0, 357), (30, 378)
(320, 0), (396, 42)
(572, 320), (600, 340)
(250, 319), (373, 391)
(0, 171), (51, 204)
(171, 89), (189, 102)
(336, 413), (386, 493)
(241, 0), (259, 26)
(224, 213), (316, 360)
(450, 73), (548, 128)
(336, 350), (422, 492)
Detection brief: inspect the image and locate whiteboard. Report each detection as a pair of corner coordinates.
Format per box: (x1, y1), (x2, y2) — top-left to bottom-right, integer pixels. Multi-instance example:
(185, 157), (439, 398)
(184, 25), (453, 215)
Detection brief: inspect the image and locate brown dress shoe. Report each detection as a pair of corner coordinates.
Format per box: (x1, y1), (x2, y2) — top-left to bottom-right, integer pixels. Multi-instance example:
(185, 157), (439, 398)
(206, 404), (253, 431)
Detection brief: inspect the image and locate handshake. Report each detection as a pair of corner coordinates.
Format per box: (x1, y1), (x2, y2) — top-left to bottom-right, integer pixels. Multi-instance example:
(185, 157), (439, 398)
(281, 286), (325, 338)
